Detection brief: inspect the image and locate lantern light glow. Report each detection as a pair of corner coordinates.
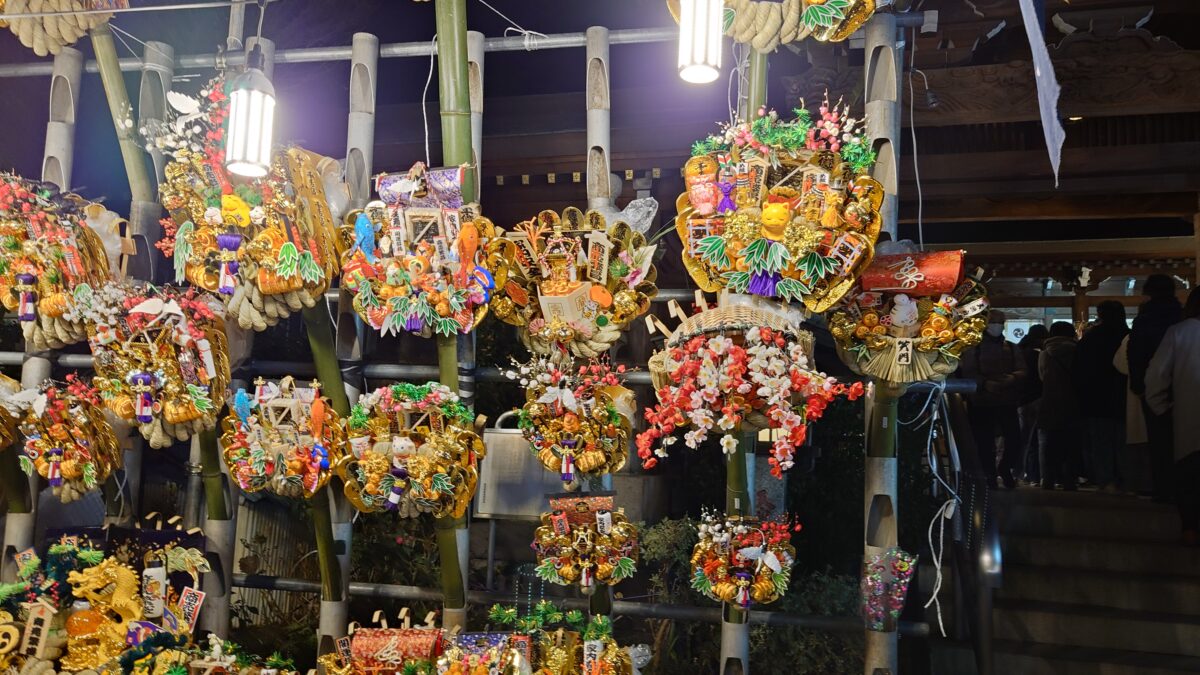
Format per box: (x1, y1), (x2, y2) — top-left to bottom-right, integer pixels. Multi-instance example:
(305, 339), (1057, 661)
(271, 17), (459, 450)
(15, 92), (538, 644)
(225, 46), (276, 178)
(678, 0), (723, 84)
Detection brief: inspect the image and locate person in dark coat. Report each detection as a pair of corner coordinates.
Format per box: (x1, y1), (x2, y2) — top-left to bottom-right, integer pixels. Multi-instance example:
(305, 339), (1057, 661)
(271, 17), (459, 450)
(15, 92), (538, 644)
(960, 310), (1027, 489)
(1039, 322), (1080, 490)
(1074, 300), (1130, 491)
(1128, 274), (1183, 502)
(1018, 323), (1049, 484)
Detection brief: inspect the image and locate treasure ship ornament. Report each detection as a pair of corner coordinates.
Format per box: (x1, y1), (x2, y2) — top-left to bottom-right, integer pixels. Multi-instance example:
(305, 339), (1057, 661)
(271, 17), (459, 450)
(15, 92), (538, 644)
(74, 283), (230, 448)
(154, 74), (344, 331)
(337, 382), (485, 518)
(828, 250), (990, 383)
(489, 206), (659, 362)
(532, 496), (638, 595)
(0, 174), (114, 350)
(339, 163), (499, 337)
(4, 376), (122, 504)
(689, 510), (798, 609)
(221, 377), (344, 499)
(678, 96), (882, 313)
(506, 356), (633, 488)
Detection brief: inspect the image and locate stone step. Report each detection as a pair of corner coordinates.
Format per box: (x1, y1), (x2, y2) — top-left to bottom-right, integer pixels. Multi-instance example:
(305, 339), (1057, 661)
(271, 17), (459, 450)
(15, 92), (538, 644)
(1005, 534), (1200, 577)
(933, 638), (1200, 675)
(995, 599), (1200, 658)
(995, 496), (1181, 541)
(999, 564), (1200, 614)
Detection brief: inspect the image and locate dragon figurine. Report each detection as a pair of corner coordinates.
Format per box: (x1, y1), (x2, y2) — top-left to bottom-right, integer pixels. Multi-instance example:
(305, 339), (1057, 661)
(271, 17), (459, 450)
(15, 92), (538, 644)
(62, 559), (143, 671)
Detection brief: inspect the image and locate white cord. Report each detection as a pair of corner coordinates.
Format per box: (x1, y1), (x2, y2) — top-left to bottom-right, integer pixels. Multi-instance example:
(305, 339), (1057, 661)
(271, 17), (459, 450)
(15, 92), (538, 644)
(475, 0), (546, 51)
(899, 380), (944, 426)
(421, 35), (438, 168)
(924, 497), (954, 637)
(907, 27), (925, 250)
(728, 41), (749, 125)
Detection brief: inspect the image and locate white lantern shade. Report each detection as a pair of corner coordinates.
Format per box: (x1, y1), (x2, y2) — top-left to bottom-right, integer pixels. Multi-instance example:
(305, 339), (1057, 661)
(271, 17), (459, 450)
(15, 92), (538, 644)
(678, 0), (723, 84)
(225, 67), (276, 178)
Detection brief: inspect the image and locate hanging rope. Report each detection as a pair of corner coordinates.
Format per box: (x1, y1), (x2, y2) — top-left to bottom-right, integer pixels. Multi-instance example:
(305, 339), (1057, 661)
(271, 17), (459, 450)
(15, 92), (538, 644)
(474, 0), (546, 51)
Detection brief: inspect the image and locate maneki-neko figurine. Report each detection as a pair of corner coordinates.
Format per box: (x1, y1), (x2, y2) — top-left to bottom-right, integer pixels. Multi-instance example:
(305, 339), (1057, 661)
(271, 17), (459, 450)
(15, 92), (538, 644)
(0, 174), (113, 350)
(828, 250), (990, 383)
(5, 376), (122, 504)
(532, 496), (638, 595)
(689, 510), (798, 609)
(155, 75), (343, 331)
(506, 356), (633, 488)
(76, 282), (230, 448)
(339, 164), (498, 338)
(489, 207), (658, 362)
(337, 382), (484, 518)
(678, 96), (882, 313)
(221, 377), (344, 499)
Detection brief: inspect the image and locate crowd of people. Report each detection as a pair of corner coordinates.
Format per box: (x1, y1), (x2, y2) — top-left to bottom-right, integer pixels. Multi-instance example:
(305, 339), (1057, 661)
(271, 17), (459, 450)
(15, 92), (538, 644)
(960, 275), (1200, 545)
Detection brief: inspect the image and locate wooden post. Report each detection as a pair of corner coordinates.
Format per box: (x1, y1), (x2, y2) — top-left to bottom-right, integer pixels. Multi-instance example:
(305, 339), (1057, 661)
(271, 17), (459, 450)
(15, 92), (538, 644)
(1072, 288), (1090, 331)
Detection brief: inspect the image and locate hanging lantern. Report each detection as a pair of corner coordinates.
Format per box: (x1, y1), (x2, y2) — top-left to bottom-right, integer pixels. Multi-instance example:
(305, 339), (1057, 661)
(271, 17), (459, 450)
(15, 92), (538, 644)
(677, 0), (723, 84)
(224, 45), (276, 178)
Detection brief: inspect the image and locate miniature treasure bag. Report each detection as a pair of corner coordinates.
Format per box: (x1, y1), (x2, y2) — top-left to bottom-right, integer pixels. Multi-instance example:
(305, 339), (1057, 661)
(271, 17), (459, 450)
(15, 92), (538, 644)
(532, 495), (638, 595)
(82, 283), (230, 448)
(339, 163), (499, 337)
(221, 377), (345, 499)
(488, 206), (658, 363)
(349, 627), (445, 673)
(828, 251), (990, 383)
(337, 382), (484, 518)
(676, 95), (883, 313)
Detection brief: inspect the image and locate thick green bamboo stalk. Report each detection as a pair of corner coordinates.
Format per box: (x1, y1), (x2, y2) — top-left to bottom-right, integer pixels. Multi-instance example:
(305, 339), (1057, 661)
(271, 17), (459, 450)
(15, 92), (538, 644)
(740, 49), (768, 119)
(198, 427), (229, 521)
(90, 24), (154, 204)
(434, 0), (474, 619)
(589, 587), (612, 617)
(723, 433), (750, 626)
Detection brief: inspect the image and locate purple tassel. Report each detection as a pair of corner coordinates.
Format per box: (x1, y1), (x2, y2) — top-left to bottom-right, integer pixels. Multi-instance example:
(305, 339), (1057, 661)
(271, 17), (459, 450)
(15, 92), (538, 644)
(217, 232), (243, 295)
(131, 372), (155, 423)
(386, 467), (407, 510)
(15, 273), (36, 321)
(405, 314), (423, 332)
(748, 270), (780, 297)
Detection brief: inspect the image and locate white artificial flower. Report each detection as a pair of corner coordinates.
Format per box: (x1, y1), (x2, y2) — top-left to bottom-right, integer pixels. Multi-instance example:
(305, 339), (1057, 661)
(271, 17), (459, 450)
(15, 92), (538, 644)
(720, 434), (738, 455)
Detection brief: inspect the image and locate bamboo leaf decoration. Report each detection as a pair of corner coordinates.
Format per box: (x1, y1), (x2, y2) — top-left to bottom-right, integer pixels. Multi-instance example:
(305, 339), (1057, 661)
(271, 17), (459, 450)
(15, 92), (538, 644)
(739, 238), (789, 275)
(691, 567), (713, 595)
(357, 282), (381, 309)
(276, 242), (299, 278)
(82, 463), (97, 488)
(797, 250), (840, 281)
(535, 559), (564, 585)
(297, 251), (323, 285)
(430, 473), (453, 494)
(434, 317), (460, 337)
(722, 271), (751, 294)
(802, 0), (851, 29)
(187, 384), (214, 414)
(18, 455), (32, 476)
(173, 221), (193, 283)
(776, 277), (813, 303)
(613, 556), (637, 581)
(696, 235), (730, 269)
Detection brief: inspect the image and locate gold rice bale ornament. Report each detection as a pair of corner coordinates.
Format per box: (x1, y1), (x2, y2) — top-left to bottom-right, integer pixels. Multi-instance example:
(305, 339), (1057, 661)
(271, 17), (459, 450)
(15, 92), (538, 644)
(666, 0), (875, 51)
(340, 163), (498, 338)
(335, 382), (484, 518)
(531, 495), (639, 596)
(3, 377), (122, 504)
(689, 509), (798, 609)
(678, 96), (883, 312)
(829, 254), (990, 384)
(488, 206), (658, 364)
(0, 174), (114, 351)
(81, 282), (230, 448)
(505, 355), (633, 488)
(221, 376), (345, 500)
(154, 74), (344, 332)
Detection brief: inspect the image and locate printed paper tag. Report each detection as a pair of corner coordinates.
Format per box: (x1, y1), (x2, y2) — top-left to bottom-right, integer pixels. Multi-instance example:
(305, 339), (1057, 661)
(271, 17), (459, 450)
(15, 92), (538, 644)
(895, 339), (914, 366)
(178, 587), (206, 631)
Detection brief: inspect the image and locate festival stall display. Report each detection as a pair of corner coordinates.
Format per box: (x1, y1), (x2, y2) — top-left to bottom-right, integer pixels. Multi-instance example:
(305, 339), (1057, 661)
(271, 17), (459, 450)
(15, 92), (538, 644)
(155, 75), (344, 332)
(71, 283), (230, 448)
(3, 377), (122, 504)
(531, 494), (638, 595)
(0, 174), (114, 350)
(677, 98), (882, 312)
(488, 207), (658, 362)
(338, 164), (499, 338)
(689, 510), (798, 609)
(486, 603), (637, 675)
(827, 251), (990, 383)
(338, 383), (484, 518)
(639, 305), (860, 477)
(860, 547), (917, 632)
(505, 357), (634, 488)
(220, 377), (344, 500)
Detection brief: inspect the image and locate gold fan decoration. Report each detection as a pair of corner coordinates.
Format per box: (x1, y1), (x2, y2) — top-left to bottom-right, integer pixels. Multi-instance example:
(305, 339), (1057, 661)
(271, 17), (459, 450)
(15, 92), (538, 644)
(156, 75), (344, 331)
(337, 383), (484, 518)
(531, 495), (639, 594)
(0, 174), (113, 350)
(221, 377), (344, 499)
(828, 251), (990, 383)
(6, 377), (121, 504)
(78, 283), (230, 448)
(488, 207), (658, 362)
(506, 356), (633, 488)
(679, 96), (882, 313)
(339, 164), (500, 337)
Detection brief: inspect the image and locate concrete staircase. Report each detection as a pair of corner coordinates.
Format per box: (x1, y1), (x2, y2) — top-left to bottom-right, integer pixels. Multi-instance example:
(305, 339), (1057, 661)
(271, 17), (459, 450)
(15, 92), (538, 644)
(934, 488), (1200, 674)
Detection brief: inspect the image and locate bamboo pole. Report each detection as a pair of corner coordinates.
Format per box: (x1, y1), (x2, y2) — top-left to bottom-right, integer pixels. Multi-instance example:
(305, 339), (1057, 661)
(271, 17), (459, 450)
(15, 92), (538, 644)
(90, 24), (154, 204)
(434, 0), (474, 632)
